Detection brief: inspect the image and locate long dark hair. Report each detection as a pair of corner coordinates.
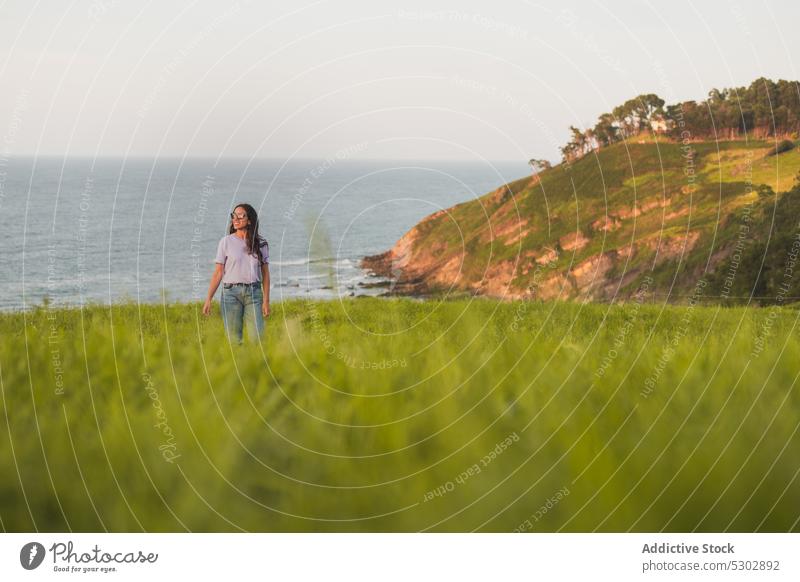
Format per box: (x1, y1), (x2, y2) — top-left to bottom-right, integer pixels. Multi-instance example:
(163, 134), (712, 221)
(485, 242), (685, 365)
(229, 203), (267, 263)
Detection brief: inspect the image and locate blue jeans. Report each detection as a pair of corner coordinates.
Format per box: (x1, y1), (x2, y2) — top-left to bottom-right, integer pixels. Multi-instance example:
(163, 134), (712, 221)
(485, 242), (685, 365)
(221, 283), (264, 344)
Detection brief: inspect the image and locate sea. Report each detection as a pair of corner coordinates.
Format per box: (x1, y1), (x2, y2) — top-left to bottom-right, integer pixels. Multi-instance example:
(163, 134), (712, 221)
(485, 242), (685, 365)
(0, 157), (530, 311)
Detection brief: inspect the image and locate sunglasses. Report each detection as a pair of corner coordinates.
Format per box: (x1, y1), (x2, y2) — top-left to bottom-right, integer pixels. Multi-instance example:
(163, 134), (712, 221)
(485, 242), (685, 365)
(230, 212), (248, 220)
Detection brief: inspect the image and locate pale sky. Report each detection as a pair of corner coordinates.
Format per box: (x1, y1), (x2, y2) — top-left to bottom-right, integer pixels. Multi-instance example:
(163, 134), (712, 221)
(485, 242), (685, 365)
(0, 0), (797, 162)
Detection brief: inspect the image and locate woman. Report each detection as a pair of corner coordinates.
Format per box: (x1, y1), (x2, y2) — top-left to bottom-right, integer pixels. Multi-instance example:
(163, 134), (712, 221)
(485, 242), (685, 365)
(202, 203), (270, 343)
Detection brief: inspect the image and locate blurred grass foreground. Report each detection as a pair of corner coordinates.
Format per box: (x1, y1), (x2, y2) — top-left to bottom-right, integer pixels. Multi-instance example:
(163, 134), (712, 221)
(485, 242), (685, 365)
(1, 297), (799, 532)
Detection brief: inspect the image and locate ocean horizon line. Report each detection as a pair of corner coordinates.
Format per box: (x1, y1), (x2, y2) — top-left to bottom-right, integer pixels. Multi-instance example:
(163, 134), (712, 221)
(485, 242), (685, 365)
(3, 154), (534, 165)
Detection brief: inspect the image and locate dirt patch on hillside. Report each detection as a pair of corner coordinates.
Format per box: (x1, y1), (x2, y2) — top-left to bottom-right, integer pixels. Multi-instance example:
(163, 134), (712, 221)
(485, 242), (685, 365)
(559, 230), (589, 251)
(535, 273), (571, 300)
(570, 252), (615, 298)
(535, 246), (559, 265)
(616, 196), (672, 219)
(664, 207), (690, 221)
(642, 230), (702, 264)
(472, 258), (520, 297)
(479, 216), (532, 245)
(592, 216), (622, 232)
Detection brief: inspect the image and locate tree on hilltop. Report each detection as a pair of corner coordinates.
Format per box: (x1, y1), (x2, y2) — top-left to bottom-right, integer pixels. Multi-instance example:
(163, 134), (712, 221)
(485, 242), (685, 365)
(528, 158), (552, 175)
(554, 78), (800, 162)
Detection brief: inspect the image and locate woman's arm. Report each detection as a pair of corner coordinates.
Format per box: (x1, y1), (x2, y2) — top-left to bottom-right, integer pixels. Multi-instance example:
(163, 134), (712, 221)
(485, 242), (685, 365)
(202, 263), (224, 316)
(261, 262), (270, 317)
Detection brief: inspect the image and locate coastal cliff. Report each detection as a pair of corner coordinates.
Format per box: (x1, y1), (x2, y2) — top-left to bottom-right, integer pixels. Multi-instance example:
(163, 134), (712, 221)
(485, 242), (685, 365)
(362, 139), (800, 304)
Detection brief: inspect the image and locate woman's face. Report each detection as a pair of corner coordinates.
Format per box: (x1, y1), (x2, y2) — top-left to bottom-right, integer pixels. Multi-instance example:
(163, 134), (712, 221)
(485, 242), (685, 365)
(231, 206), (249, 230)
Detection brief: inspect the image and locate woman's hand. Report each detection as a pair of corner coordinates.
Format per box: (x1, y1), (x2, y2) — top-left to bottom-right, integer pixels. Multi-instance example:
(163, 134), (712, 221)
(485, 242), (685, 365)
(262, 299), (270, 317)
(204, 264), (224, 316)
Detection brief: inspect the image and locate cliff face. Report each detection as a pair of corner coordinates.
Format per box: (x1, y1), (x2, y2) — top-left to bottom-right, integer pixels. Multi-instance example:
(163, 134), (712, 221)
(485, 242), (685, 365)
(361, 140), (800, 303)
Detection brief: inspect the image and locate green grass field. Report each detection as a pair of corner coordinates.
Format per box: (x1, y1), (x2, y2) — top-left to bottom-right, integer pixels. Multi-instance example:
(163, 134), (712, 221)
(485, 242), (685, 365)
(2, 297), (799, 532)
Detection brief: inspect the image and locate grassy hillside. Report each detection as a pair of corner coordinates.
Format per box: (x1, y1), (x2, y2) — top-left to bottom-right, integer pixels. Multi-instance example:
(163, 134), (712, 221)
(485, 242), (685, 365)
(364, 139), (800, 304)
(2, 299), (799, 531)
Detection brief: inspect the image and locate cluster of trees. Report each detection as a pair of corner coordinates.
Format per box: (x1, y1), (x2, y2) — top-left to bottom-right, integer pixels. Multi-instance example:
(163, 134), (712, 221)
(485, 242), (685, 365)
(554, 78), (800, 163)
(559, 94), (666, 162)
(669, 78), (800, 141)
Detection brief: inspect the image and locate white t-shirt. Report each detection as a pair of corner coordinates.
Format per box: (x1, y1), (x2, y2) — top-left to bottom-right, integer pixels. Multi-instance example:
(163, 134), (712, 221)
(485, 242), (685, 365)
(214, 234), (269, 284)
